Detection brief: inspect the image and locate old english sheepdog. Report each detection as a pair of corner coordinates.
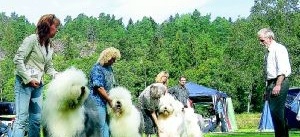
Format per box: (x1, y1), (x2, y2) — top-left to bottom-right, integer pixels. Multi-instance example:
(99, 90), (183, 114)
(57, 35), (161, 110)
(107, 86), (142, 137)
(183, 107), (203, 137)
(42, 67), (100, 137)
(157, 94), (186, 137)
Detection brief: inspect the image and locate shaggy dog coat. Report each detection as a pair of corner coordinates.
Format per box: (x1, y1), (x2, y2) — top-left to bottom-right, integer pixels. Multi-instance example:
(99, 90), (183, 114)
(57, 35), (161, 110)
(184, 107), (203, 137)
(157, 94), (186, 137)
(42, 67), (100, 137)
(107, 86), (141, 137)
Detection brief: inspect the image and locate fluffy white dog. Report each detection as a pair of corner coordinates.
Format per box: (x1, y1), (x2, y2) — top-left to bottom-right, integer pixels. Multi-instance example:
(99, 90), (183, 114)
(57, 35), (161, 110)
(42, 67), (91, 137)
(157, 94), (186, 137)
(183, 107), (203, 137)
(107, 86), (141, 137)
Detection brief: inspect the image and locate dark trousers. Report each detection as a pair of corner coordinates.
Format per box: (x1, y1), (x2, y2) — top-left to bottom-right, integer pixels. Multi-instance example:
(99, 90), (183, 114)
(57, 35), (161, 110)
(266, 78), (289, 137)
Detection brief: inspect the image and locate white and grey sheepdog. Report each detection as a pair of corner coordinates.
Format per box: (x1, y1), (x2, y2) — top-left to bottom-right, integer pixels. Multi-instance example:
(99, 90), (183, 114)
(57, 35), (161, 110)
(157, 93), (186, 137)
(158, 94), (203, 137)
(42, 67), (100, 137)
(183, 107), (203, 137)
(107, 86), (142, 137)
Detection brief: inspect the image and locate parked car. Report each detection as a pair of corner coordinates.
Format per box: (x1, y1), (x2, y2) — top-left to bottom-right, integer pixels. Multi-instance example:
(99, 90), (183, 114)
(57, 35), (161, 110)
(0, 102), (16, 126)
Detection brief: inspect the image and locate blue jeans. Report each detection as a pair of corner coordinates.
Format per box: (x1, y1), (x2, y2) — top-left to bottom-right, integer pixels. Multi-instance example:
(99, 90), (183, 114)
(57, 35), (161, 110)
(12, 76), (42, 137)
(97, 104), (109, 137)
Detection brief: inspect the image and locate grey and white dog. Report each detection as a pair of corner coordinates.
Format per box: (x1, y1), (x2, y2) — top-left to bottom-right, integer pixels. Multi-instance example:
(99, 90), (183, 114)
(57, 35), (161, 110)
(42, 67), (101, 137)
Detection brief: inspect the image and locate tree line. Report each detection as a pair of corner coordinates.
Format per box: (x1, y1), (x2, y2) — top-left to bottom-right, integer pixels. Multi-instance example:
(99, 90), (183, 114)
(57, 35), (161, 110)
(0, 0), (299, 113)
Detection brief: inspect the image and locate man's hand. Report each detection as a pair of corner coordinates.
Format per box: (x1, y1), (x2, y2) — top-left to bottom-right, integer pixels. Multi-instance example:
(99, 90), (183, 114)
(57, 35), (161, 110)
(273, 75), (285, 96)
(272, 85), (281, 96)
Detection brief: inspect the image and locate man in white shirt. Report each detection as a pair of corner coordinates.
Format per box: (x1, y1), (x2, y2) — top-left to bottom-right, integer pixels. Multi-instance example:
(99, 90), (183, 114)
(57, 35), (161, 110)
(258, 28), (291, 137)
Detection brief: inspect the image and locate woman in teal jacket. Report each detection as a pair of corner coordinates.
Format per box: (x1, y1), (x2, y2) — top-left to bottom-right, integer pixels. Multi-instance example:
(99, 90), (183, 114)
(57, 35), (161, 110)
(12, 14), (60, 137)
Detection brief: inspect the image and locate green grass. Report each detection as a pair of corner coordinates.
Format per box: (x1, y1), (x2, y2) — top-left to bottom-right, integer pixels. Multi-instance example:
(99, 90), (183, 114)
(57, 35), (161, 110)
(235, 113), (261, 129)
(204, 113), (300, 136)
(204, 131), (300, 137)
(141, 131), (300, 137)
(41, 113), (299, 137)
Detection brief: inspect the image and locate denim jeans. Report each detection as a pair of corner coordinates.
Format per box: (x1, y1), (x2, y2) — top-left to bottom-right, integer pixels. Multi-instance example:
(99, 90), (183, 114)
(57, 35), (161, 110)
(12, 76), (42, 137)
(97, 104), (109, 137)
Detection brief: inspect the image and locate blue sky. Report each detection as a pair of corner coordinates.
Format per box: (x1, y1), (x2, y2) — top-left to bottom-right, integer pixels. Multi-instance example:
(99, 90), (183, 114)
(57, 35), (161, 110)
(0, 0), (254, 25)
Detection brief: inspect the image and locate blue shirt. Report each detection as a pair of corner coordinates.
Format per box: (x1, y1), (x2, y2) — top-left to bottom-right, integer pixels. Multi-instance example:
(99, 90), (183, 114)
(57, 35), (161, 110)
(216, 100), (224, 115)
(89, 63), (116, 106)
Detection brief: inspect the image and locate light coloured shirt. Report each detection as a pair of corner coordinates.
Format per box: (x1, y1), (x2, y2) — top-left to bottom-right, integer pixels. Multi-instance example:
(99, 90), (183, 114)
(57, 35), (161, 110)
(13, 34), (57, 84)
(265, 41), (291, 80)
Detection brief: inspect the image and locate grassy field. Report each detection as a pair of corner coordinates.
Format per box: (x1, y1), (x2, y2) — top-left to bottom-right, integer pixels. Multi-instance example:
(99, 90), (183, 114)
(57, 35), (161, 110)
(204, 131), (300, 137)
(140, 113), (300, 137)
(204, 113), (300, 137)
(41, 113), (299, 137)
(142, 131), (300, 137)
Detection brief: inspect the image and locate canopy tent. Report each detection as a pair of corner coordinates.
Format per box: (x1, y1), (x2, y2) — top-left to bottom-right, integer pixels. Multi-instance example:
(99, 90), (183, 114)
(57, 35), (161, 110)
(185, 82), (237, 132)
(226, 98), (238, 132)
(186, 82), (220, 97)
(258, 101), (274, 132)
(258, 87), (300, 131)
(186, 82), (227, 103)
(285, 87), (300, 129)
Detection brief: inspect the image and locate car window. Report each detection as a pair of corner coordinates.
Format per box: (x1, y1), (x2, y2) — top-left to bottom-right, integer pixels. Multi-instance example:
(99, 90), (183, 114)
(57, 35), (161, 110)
(0, 102), (16, 115)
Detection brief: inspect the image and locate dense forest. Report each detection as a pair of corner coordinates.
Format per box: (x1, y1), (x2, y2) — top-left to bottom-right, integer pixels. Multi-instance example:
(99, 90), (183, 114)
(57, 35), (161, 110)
(0, 0), (299, 113)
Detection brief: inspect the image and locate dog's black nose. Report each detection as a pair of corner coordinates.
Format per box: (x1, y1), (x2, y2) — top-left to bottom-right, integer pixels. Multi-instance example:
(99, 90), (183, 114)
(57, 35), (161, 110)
(116, 101), (122, 108)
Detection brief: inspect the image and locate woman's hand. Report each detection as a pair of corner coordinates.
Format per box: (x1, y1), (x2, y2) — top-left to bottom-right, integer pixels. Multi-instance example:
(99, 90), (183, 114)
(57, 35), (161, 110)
(29, 79), (40, 88)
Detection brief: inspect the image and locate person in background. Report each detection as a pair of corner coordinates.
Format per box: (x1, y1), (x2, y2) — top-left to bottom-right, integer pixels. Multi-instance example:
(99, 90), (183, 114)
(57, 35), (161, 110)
(206, 103), (217, 132)
(168, 76), (189, 107)
(12, 14), (60, 137)
(258, 28), (291, 137)
(88, 47), (121, 137)
(137, 83), (167, 137)
(155, 71), (169, 87)
(7, 123), (12, 137)
(215, 96), (228, 132)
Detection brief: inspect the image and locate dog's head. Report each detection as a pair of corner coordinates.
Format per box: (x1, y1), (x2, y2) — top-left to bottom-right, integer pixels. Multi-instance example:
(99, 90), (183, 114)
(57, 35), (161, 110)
(158, 94), (177, 117)
(46, 67), (90, 111)
(149, 83), (167, 99)
(108, 87), (133, 118)
(158, 93), (185, 118)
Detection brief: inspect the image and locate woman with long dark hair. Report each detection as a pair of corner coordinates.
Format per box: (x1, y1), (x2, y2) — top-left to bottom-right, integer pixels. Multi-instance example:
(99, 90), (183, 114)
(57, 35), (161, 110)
(12, 14), (60, 137)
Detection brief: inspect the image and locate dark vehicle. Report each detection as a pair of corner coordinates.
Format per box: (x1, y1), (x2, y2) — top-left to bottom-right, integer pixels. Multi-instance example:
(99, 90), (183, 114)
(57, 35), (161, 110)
(0, 102), (16, 126)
